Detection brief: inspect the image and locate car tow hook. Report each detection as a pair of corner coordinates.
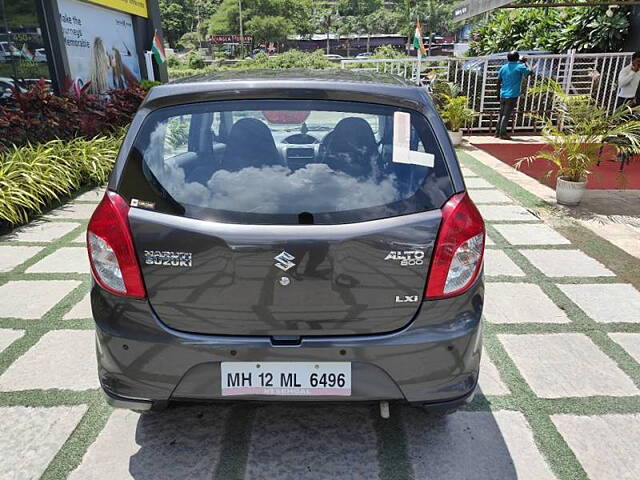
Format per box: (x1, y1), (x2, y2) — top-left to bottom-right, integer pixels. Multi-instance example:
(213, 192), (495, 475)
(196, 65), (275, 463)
(379, 401), (390, 419)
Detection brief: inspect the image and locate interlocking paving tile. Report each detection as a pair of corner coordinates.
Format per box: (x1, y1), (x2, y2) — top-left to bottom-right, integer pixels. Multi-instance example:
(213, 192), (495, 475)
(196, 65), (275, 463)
(551, 414), (640, 480)
(403, 410), (556, 480)
(558, 284), (640, 323)
(0, 405), (87, 480)
(465, 177), (494, 189)
(609, 333), (640, 364)
(72, 231), (87, 244)
(499, 333), (639, 398)
(0, 280), (80, 319)
(74, 188), (105, 203)
(2, 221), (79, 243)
(520, 249), (615, 277)
(64, 292), (92, 320)
(46, 202), (97, 220)
(245, 405), (378, 479)
(26, 246), (89, 274)
(460, 167), (478, 177)
(69, 406), (230, 480)
(494, 224), (571, 246)
(0, 329), (24, 354)
(478, 204), (539, 222)
(484, 250), (526, 277)
(479, 349), (510, 395)
(0, 245), (44, 272)
(469, 189), (514, 204)
(0, 330), (98, 391)
(484, 283), (570, 324)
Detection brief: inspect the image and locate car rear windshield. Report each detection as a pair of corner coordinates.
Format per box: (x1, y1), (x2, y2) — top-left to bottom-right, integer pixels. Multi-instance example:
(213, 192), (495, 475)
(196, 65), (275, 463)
(120, 99), (454, 224)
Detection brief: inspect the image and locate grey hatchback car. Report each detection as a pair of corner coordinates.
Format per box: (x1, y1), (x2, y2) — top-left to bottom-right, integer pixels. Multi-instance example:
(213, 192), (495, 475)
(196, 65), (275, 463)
(87, 70), (485, 414)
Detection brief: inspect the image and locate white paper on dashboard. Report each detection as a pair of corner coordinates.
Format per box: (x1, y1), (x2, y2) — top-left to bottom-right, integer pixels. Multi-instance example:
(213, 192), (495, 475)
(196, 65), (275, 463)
(391, 111), (435, 168)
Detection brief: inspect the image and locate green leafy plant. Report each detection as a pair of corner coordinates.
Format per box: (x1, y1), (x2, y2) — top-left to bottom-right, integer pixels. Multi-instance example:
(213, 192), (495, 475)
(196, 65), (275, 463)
(439, 92), (475, 132)
(516, 79), (640, 182)
(0, 133), (123, 225)
(178, 31), (201, 51)
(140, 80), (162, 91)
(187, 51), (205, 69)
(469, 6), (631, 55)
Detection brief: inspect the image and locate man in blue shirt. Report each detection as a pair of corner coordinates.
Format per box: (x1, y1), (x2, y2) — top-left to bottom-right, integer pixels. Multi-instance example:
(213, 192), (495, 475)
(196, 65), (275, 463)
(496, 51), (532, 140)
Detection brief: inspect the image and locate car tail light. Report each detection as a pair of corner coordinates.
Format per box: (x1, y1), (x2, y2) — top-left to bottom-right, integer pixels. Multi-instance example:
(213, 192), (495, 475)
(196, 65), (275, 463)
(87, 191), (146, 299)
(426, 192), (485, 299)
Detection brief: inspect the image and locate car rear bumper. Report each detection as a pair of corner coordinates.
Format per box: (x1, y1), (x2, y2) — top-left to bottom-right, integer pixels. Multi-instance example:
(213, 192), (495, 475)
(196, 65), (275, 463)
(93, 277), (483, 407)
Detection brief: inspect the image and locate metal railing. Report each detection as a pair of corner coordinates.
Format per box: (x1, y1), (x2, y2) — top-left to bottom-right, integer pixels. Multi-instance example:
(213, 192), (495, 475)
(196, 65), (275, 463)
(341, 51), (634, 132)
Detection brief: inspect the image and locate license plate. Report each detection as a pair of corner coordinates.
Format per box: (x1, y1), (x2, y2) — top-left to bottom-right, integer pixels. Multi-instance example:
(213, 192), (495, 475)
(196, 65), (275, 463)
(221, 362), (351, 396)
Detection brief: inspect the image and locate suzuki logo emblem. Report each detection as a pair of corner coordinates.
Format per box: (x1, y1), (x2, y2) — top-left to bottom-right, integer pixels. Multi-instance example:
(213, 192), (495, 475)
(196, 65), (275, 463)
(274, 251), (296, 272)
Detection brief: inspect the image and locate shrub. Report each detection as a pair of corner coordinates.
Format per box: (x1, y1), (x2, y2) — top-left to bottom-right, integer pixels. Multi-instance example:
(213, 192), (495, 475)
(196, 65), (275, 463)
(0, 133), (124, 225)
(166, 54), (181, 67)
(469, 6), (631, 55)
(140, 80), (162, 91)
(169, 66), (216, 79)
(188, 51), (206, 69)
(0, 80), (146, 149)
(179, 32), (201, 51)
(372, 45), (407, 59)
(233, 50), (334, 71)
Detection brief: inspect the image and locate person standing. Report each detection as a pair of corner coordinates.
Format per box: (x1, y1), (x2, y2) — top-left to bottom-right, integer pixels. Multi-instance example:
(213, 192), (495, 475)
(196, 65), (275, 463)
(616, 51), (640, 108)
(495, 51), (531, 140)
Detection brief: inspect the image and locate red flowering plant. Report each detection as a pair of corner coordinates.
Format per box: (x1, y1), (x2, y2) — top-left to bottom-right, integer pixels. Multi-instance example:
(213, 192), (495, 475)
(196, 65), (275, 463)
(0, 77), (147, 150)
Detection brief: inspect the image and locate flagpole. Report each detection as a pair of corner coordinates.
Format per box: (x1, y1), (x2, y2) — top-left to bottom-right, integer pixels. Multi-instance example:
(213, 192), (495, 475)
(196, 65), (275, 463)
(416, 19), (422, 86)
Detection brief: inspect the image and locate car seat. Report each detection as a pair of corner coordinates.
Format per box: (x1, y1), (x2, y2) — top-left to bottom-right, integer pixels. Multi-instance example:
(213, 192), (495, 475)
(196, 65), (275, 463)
(321, 117), (379, 178)
(222, 117), (282, 171)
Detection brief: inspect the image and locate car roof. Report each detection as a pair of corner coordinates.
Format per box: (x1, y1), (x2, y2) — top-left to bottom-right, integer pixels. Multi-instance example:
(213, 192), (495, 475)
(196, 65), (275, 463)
(142, 69), (427, 110)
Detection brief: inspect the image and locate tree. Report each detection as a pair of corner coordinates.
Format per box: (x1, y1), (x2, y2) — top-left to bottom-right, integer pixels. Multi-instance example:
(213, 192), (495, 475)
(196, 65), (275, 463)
(246, 16), (293, 45)
(209, 0), (313, 39)
(160, 0), (220, 48)
(395, 0), (453, 54)
(336, 15), (357, 57)
(313, 7), (339, 54)
(362, 8), (402, 52)
(159, 0), (187, 47)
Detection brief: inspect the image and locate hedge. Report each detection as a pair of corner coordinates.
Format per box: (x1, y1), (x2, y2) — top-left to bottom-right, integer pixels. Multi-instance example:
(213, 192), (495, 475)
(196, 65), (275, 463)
(0, 132), (123, 226)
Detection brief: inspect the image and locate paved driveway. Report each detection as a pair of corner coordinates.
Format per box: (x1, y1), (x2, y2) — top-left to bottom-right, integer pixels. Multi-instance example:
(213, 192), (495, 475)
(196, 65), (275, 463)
(0, 156), (638, 479)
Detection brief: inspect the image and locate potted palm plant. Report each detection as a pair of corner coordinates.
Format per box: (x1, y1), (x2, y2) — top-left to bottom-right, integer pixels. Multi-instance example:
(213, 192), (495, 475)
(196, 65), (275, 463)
(432, 80), (475, 146)
(516, 80), (640, 205)
(440, 94), (475, 146)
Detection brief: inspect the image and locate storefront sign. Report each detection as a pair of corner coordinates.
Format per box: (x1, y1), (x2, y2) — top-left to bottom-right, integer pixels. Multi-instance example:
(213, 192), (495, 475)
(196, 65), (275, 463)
(210, 35), (253, 44)
(86, 0), (148, 18)
(58, 0), (141, 93)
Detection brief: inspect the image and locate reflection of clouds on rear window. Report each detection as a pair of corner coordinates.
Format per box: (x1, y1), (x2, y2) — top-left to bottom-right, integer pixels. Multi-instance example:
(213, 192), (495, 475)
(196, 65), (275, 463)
(146, 145), (400, 214)
(206, 165), (398, 213)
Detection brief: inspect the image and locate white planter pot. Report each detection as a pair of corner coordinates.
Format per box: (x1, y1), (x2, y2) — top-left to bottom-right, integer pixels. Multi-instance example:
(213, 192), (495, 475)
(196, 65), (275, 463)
(448, 130), (463, 146)
(556, 177), (587, 206)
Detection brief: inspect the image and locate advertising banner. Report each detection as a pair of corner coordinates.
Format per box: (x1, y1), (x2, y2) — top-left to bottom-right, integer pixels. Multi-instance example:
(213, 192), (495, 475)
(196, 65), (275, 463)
(87, 0), (148, 18)
(58, 0), (141, 94)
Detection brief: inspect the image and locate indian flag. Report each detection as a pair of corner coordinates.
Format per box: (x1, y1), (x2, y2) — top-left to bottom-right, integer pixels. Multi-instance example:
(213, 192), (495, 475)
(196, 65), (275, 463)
(412, 20), (426, 57)
(152, 31), (166, 64)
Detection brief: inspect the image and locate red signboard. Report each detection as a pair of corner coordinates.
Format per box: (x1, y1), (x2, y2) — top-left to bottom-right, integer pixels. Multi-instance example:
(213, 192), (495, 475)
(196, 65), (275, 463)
(210, 35), (252, 44)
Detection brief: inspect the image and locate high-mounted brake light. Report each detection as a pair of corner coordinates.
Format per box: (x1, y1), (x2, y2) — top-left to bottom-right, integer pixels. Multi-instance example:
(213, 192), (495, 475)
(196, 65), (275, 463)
(426, 192), (485, 299)
(87, 191), (146, 299)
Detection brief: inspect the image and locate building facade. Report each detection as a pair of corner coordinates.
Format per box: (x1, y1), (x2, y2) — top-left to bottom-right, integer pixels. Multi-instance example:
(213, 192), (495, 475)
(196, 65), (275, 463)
(0, 0), (167, 94)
